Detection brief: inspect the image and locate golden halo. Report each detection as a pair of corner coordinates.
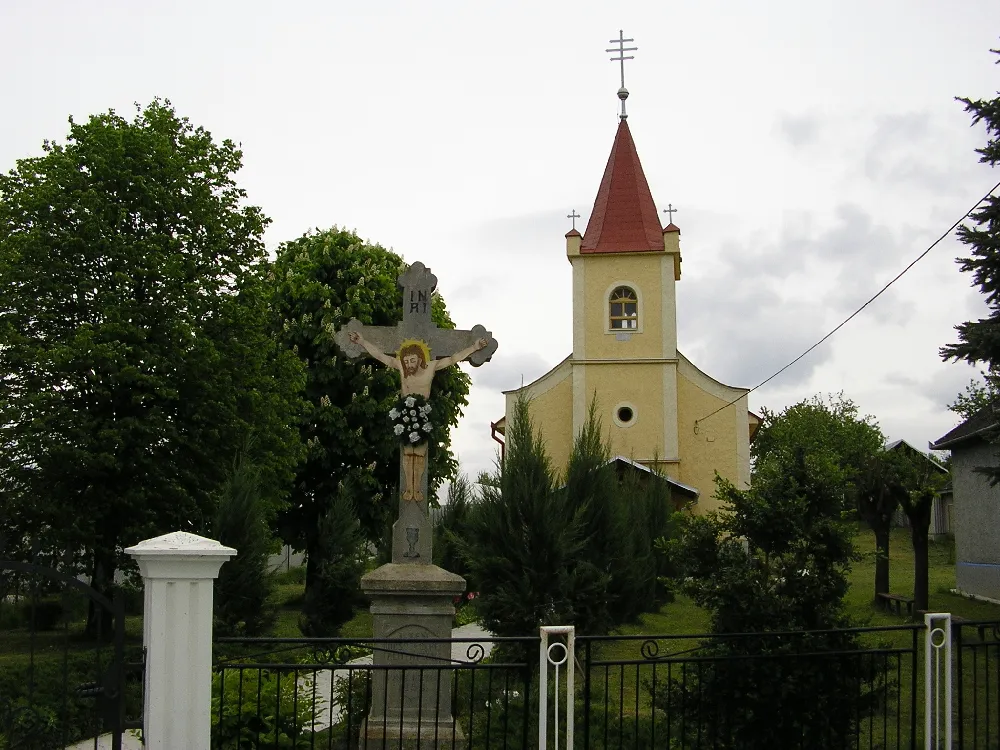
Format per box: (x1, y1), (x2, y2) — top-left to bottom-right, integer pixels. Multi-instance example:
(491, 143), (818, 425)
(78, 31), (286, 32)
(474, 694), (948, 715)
(397, 338), (431, 362)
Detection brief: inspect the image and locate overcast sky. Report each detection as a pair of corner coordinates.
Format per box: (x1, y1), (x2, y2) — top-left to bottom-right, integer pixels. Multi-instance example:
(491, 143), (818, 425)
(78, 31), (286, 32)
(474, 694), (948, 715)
(3, 1), (1000, 483)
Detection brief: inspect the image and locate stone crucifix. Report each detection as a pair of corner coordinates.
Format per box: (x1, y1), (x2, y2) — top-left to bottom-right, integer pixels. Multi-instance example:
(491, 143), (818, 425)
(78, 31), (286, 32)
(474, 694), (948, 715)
(334, 262), (497, 563)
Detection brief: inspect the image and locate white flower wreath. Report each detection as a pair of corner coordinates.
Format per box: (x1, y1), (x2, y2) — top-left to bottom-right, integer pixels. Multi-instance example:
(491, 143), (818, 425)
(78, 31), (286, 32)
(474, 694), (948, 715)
(390, 394), (433, 445)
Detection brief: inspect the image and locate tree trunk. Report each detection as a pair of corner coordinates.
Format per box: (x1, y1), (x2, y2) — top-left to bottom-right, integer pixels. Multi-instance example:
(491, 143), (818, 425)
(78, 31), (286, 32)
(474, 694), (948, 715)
(912, 526), (929, 614)
(874, 526), (891, 600)
(85, 546), (116, 640)
(304, 536), (321, 596)
(906, 494), (934, 615)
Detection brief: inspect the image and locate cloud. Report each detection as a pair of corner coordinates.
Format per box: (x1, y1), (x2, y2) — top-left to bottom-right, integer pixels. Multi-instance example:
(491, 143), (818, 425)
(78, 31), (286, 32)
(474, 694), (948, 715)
(470, 350), (555, 392)
(918, 362), (985, 410)
(677, 203), (928, 389)
(722, 203), (911, 285)
(681, 282), (834, 389)
(467, 209), (591, 257)
(862, 110), (985, 194)
(775, 113), (822, 148)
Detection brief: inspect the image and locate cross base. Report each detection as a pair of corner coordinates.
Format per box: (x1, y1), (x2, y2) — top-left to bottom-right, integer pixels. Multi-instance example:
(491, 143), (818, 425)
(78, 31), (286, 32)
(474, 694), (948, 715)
(360, 719), (465, 750)
(360, 564), (467, 749)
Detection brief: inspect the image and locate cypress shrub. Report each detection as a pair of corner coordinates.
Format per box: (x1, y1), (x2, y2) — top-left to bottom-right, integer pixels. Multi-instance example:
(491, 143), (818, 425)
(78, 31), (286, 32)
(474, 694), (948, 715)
(212, 451), (277, 637)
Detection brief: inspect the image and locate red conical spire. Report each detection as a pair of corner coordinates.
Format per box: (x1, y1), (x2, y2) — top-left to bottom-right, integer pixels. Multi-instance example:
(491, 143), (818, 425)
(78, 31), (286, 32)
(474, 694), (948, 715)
(581, 119), (664, 254)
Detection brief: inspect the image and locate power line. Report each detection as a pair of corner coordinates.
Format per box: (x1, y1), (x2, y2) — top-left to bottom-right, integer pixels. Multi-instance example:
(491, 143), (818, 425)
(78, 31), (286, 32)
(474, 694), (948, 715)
(694, 179), (1000, 429)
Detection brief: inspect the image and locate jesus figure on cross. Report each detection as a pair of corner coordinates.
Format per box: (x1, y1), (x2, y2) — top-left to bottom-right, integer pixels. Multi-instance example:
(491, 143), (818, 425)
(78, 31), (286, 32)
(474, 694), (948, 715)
(349, 331), (488, 502)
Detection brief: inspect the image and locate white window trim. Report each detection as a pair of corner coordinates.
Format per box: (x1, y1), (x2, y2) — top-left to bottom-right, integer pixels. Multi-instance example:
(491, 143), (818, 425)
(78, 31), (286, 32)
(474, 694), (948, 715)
(613, 401), (638, 428)
(605, 281), (643, 335)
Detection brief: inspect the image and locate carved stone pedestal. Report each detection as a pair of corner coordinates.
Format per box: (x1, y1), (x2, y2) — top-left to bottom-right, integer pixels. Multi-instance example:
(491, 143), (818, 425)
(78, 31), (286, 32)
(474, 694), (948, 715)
(360, 563), (466, 749)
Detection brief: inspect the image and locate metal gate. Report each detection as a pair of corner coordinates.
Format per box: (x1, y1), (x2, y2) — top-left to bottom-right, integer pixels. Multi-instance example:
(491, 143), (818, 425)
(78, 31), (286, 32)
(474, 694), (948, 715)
(0, 557), (143, 750)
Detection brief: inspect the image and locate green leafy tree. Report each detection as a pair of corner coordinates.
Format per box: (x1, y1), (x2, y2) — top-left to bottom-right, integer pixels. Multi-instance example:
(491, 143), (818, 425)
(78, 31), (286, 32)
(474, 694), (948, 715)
(458, 396), (609, 638)
(752, 394), (887, 597)
(855, 451), (908, 600)
(267, 227), (471, 594)
(659, 455), (873, 748)
(212, 446), (278, 637)
(941, 47), (1000, 482)
(890, 445), (949, 613)
(901, 482), (936, 614)
(0, 100), (304, 632)
(948, 375), (998, 421)
(752, 394), (885, 499)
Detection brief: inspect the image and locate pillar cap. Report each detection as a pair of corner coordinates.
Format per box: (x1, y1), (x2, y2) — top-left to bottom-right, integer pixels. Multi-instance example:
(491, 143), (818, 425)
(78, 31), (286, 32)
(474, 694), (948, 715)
(125, 531), (236, 558)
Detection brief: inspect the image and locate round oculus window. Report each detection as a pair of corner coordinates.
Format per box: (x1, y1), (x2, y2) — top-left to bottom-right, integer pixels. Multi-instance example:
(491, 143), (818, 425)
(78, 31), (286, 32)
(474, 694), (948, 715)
(617, 406), (634, 423)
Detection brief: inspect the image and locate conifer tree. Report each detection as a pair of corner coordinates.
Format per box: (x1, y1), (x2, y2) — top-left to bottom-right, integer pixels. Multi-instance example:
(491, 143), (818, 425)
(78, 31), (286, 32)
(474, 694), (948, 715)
(433, 475), (475, 579)
(562, 401), (659, 626)
(213, 448), (277, 637)
(459, 397), (608, 637)
(941, 47), (1000, 483)
(299, 483), (367, 637)
(623, 464), (679, 607)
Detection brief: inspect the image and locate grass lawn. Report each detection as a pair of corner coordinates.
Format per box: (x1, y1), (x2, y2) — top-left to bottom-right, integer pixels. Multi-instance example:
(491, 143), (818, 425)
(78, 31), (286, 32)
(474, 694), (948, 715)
(847, 523), (1000, 624)
(611, 524), (1000, 641)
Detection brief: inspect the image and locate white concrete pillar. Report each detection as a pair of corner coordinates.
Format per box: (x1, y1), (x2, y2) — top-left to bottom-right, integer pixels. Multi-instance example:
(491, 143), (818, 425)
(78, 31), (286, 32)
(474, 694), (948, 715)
(125, 531), (235, 750)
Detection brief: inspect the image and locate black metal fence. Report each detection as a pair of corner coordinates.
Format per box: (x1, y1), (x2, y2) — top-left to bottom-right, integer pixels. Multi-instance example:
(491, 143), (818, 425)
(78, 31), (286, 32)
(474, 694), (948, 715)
(212, 635), (539, 749)
(956, 620), (1000, 749)
(212, 622), (1000, 750)
(0, 560), (143, 750)
(577, 625), (923, 750)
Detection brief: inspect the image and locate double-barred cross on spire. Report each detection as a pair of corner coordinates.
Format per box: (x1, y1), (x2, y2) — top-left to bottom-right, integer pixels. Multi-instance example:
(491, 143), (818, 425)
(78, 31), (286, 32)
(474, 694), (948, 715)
(607, 29), (637, 119)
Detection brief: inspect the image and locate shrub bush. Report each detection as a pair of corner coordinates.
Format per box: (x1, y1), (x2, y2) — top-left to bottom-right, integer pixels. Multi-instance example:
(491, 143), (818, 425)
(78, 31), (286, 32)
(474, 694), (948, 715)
(0, 651), (111, 748)
(211, 666), (320, 749)
(320, 668), (371, 746)
(656, 453), (877, 748)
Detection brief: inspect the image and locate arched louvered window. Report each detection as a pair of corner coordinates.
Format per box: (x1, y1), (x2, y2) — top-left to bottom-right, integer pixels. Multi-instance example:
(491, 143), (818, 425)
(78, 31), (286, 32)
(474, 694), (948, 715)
(609, 286), (638, 330)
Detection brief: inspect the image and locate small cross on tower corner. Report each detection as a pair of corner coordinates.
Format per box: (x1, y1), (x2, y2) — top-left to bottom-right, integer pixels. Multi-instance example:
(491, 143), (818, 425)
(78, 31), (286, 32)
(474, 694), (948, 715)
(663, 203), (678, 227)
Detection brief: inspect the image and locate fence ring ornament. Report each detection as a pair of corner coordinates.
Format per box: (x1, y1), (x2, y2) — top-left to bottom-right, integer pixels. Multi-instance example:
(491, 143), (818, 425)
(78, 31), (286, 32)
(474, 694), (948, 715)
(929, 627), (947, 649)
(465, 643), (486, 663)
(311, 645), (356, 665)
(640, 639), (660, 660)
(546, 641), (568, 667)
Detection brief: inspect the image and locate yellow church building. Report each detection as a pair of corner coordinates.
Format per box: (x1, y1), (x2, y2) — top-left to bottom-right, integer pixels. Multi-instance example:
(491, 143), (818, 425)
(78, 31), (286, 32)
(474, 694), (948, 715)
(493, 112), (758, 513)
